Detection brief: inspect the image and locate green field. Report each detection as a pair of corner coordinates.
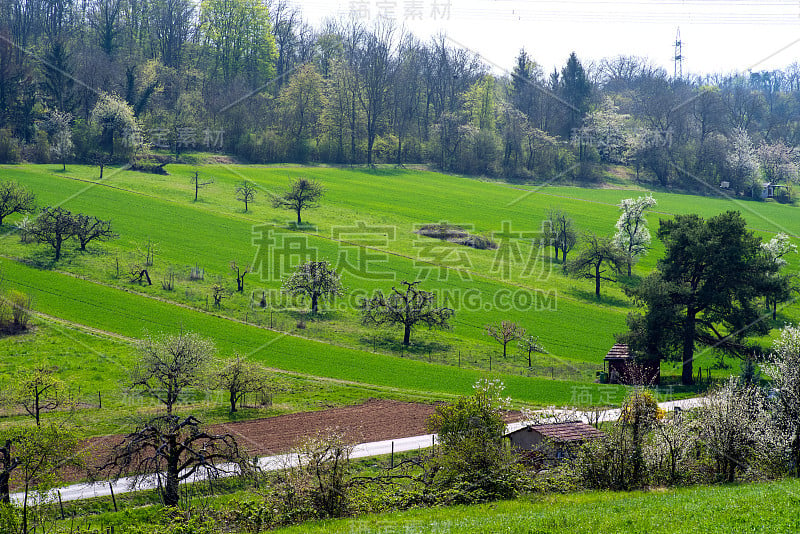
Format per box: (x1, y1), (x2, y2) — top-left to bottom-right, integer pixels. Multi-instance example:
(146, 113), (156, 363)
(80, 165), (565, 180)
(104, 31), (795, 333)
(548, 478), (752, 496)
(1, 163), (797, 434)
(273, 478), (800, 534)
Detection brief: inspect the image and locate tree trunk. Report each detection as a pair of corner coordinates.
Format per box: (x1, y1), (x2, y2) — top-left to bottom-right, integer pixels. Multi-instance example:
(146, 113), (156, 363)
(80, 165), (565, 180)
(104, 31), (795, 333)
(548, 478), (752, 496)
(396, 136), (403, 166)
(681, 308), (696, 385)
(0, 442), (10, 504)
(403, 324), (411, 346)
(230, 389), (237, 413)
(22, 481), (28, 534)
(502, 343), (507, 359)
(0, 471), (8, 505)
(164, 446), (180, 507)
(54, 238), (62, 261)
(595, 263), (601, 297)
(311, 293), (319, 314)
(296, 208), (302, 225)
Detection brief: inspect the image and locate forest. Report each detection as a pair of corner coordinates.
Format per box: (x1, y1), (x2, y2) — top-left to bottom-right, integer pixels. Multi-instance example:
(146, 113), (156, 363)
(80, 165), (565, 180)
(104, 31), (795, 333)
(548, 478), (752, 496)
(1, 0), (799, 193)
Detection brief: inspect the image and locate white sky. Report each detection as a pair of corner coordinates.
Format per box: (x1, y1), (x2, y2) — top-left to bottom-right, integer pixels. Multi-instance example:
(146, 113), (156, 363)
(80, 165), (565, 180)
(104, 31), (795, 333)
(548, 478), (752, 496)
(288, 0), (800, 77)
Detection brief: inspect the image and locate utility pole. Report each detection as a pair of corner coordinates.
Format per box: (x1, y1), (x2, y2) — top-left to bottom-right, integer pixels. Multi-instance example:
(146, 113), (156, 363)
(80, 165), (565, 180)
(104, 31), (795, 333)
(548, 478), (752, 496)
(673, 27), (684, 80)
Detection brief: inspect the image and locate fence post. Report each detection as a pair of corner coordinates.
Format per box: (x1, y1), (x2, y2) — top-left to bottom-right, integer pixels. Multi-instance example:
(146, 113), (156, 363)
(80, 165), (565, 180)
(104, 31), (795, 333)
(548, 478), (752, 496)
(109, 482), (118, 512)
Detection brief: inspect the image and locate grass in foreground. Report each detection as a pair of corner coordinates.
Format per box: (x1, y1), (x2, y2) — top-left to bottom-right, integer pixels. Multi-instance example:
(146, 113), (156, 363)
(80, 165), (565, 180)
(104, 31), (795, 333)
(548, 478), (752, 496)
(275, 478), (800, 534)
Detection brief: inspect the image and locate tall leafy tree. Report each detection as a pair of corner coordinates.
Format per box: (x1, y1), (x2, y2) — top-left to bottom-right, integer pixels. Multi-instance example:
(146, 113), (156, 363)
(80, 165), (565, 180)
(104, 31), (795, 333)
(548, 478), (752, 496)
(278, 63), (324, 161)
(200, 0), (277, 85)
(559, 51), (591, 134)
(622, 211), (776, 385)
(357, 25), (393, 166)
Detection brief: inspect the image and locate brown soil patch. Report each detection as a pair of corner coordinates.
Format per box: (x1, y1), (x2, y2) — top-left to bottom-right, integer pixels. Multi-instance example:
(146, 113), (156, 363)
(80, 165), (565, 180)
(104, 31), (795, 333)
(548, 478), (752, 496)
(14, 399), (522, 490)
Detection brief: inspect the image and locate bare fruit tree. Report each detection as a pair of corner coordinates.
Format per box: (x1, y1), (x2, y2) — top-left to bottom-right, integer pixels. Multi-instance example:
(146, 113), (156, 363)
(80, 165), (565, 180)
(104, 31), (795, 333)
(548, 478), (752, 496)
(360, 280), (454, 346)
(190, 171), (214, 201)
(230, 261), (248, 292)
(0, 181), (36, 226)
(102, 415), (248, 507)
(518, 334), (547, 367)
(282, 260), (343, 314)
(28, 206), (78, 261)
(485, 321), (525, 359)
(236, 180), (256, 211)
(212, 353), (272, 413)
(73, 213), (117, 250)
(130, 332), (214, 414)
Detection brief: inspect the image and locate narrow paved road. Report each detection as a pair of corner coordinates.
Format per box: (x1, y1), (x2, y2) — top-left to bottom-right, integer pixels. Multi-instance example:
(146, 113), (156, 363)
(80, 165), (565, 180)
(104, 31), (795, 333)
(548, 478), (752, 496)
(10, 398), (702, 505)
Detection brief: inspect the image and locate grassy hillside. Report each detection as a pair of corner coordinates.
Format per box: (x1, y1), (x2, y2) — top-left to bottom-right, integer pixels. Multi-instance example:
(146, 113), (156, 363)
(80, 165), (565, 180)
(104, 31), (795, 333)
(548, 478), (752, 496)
(1, 163), (798, 425)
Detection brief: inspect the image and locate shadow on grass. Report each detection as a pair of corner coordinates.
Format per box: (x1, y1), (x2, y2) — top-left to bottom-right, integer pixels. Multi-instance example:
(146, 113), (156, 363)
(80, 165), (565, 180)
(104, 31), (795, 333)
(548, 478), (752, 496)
(569, 288), (631, 308)
(359, 333), (451, 356)
(285, 309), (344, 323)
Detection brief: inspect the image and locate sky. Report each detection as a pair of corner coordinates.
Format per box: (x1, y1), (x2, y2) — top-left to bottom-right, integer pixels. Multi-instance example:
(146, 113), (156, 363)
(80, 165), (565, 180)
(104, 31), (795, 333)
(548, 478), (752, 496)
(287, 0), (800, 77)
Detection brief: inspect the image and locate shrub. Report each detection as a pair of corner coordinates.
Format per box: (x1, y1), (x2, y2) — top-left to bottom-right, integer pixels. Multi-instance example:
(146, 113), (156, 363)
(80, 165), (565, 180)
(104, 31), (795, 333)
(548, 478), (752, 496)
(426, 379), (528, 503)
(0, 129), (21, 163)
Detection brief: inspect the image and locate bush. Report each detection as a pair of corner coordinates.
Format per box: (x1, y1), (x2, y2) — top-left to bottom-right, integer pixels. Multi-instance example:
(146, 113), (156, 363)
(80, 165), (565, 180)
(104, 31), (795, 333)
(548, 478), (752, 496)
(30, 130), (51, 163)
(417, 223), (498, 250)
(426, 379), (528, 503)
(0, 129), (21, 163)
(0, 289), (32, 332)
(130, 156), (169, 174)
(775, 187), (794, 204)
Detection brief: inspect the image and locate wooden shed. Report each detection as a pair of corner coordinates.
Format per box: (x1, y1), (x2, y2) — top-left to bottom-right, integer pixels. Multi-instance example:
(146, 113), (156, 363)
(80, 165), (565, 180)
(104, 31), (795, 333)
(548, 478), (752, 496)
(505, 421), (604, 463)
(603, 343), (660, 385)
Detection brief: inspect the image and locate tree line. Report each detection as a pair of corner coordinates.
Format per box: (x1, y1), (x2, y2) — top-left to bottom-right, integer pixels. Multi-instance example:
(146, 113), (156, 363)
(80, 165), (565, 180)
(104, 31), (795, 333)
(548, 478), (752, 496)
(1, 2), (799, 195)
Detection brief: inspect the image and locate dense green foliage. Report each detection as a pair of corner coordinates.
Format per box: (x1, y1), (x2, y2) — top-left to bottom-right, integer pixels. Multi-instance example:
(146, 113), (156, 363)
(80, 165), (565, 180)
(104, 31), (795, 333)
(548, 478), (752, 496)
(0, 3), (798, 198)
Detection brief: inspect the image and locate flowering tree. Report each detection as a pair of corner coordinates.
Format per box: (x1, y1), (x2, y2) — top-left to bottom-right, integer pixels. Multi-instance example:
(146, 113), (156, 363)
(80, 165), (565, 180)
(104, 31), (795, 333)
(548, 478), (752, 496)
(765, 325), (800, 476)
(726, 127), (759, 195)
(613, 195), (656, 276)
(47, 110), (73, 171)
(696, 377), (771, 482)
(90, 92), (140, 159)
(761, 233), (797, 319)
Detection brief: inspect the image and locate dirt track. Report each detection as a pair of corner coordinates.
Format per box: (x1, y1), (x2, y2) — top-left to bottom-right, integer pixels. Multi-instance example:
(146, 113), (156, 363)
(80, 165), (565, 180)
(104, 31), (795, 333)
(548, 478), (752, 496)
(16, 399), (523, 489)
(61, 399), (440, 486)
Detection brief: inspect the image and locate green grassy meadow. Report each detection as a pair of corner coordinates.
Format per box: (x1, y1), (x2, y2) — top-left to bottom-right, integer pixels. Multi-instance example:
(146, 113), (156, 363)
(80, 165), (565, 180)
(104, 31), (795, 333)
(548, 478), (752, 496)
(1, 163), (798, 435)
(274, 478), (800, 534)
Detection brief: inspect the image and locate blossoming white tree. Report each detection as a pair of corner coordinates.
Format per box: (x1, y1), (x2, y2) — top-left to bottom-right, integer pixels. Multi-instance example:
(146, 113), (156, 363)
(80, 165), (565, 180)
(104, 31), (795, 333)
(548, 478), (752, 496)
(765, 325), (800, 476)
(613, 195), (656, 276)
